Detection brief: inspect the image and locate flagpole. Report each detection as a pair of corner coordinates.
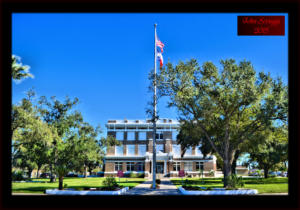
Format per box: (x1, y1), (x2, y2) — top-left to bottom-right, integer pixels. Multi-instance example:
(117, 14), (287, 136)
(152, 23), (157, 189)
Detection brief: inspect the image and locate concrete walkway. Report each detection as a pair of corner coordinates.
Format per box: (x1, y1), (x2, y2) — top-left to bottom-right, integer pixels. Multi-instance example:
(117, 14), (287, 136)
(125, 178), (181, 195)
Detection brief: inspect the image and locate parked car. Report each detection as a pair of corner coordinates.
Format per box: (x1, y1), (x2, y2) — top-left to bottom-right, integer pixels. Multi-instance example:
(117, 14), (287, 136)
(40, 173), (50, 178)
(97, 172), (104, 177)
(66, 173), (78, 177)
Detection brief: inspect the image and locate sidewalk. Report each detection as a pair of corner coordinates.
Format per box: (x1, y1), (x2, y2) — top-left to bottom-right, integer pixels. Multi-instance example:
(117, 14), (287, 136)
(125, 178), (181, 195)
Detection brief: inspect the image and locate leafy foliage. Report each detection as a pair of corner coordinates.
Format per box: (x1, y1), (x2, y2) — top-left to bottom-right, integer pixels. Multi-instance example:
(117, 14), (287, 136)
(12, 171), (24, 181)
(156, 58), (287, 187)
(247, 125), (288, 178)
(102, 176), (119, 190)
(12, 55), (34, 81)
(224, 174), (244, 189)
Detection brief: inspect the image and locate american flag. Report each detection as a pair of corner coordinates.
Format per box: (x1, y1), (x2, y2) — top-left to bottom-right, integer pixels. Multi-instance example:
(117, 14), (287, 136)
(156, 39), (165, 53)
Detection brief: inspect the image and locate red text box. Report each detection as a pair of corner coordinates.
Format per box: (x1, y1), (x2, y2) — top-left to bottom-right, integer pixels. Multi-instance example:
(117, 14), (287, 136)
(238, 16), (285, 36)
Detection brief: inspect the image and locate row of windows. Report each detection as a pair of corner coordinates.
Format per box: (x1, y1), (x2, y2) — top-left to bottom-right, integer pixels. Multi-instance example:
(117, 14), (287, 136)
(114, 162), (145, 171)
(114, 161), (204, 172)
(115, 145), (147, 156)
(115, 131), (179, 141)
(173, 162), (204, 171)
(115, 145), (203, 156)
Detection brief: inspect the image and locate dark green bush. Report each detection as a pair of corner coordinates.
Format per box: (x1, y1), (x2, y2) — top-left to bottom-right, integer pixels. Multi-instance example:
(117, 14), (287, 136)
(102, 176), (119, 190)
(224, 174), (244, 189)
(129, 172), (139, 178)
(182, 179), (191, 188)
(128, 172), (144, 178)
(138, 173), (145, 178)
(12, 171), (24, 181)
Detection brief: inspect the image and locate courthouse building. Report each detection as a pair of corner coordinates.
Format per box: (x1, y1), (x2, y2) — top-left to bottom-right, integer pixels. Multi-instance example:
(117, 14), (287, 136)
(104, 119), (217, 177)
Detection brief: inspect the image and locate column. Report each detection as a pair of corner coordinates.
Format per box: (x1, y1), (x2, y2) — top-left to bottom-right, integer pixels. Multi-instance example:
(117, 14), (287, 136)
(164, 160), (167, 174)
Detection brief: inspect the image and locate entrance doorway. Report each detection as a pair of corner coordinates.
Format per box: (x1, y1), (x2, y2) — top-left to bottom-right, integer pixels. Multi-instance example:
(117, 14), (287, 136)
(156, 162), (164, 174)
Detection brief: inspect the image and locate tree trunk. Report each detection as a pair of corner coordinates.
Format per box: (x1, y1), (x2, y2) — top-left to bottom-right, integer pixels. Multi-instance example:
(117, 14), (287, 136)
(58, 176), (64, 190)
(37, 165), (41, 178)
(231, 150), (240, 174)
(264, 167), (269, 178)
(27, 168), (33, 179)
(223, 160), (232, 187)
(50, 164), (54, 182)
(88, 168), (93, 176)
(84, 165), (87, 178)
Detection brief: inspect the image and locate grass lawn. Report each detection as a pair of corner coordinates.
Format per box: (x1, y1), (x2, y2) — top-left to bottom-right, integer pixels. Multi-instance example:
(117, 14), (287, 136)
(12, 177), (146, 194)
(170, 177), (288, 194)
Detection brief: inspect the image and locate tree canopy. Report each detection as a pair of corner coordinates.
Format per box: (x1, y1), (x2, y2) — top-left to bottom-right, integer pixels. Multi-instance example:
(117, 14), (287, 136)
(156, 58), (287, 186)
(12, 55), (34, 81)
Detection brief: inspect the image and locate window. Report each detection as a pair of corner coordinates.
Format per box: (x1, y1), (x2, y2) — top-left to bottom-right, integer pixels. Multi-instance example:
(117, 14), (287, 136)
(116, 132), (124, 141)
(115, 146), (123, 156)
(138, 132), (146, 140)
(127, 132), (135, 141)
(173, 162), (180, 171)
(172, 130), (179, 140)
(126, 162), (134, 171)
(184, 162), (193, 171)
(155, 132), (163, 140)
(172, 144), (181, 157)
(115, 162), (122, 171)
(138, 145), (146, 156)
(196, 162), (204, 171)
(184, 147), (192, 156)
(126, 145), (135, 156)
(156, 144), (164, 153)
(137, 162), (144, 171)
(196, 145), (202, 156)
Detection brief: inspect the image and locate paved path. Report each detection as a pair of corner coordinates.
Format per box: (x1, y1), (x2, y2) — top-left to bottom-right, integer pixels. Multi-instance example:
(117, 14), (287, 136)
(125, 178), (181, 195)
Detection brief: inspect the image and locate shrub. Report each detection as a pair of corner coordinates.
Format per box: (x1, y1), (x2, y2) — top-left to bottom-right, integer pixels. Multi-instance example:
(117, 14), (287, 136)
(12, 171), (24, 181)
(130, 172), (140, 178)
(64, 184), (68, 189)
(138, 173), (144, 178)
(123, 172), (130, 178)
(128, 172), (144, 178)
(224, 174), (244, 189)
(182, 179), (188, 188)
(102, 176), (119, 190)
(208, 170), (215, 177)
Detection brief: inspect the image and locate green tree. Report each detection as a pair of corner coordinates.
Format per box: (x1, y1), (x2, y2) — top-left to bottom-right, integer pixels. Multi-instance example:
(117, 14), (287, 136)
(12, 90), (56, 178)
(54, 137), (74, 190)
(157, 59), (287, 187)
(38, 95), (83, 182)
(72, 123), (103, 178)
(12, 55), (34, 81)
(54, 124), (120, 189)
(247, 125), (288, 178)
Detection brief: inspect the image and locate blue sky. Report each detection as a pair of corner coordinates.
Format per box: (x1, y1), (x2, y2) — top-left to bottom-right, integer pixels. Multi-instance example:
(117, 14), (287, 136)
(12, 13), (288, 137)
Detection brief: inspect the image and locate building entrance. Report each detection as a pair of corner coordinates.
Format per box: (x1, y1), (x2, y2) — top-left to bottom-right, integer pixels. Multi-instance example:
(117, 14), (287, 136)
(156, 162), (164, 174)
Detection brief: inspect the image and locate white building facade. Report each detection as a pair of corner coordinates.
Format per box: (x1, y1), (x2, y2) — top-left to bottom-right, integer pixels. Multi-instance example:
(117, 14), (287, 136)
(104, 119), (217, 177)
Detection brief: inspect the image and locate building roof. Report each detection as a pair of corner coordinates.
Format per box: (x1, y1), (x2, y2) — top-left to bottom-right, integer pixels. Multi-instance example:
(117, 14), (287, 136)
(105, 118), (180, 128)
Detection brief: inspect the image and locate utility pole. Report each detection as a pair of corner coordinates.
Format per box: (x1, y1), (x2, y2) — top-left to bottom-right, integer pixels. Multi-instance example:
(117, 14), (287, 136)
(152, 23), (157, 189)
